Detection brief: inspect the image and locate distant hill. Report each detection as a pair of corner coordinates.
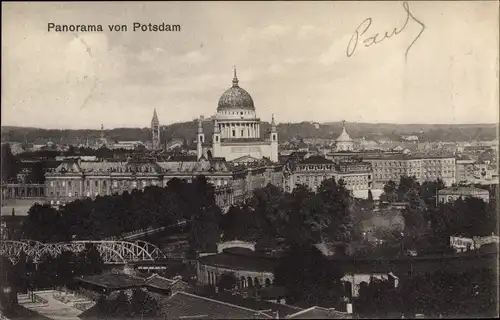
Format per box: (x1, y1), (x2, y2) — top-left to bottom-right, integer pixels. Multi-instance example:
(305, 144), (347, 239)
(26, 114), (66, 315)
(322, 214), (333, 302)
(1, 122), (497, 145)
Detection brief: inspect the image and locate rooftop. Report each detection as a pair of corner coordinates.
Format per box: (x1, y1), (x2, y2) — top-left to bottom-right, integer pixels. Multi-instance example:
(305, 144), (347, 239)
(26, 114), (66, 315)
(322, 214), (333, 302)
(145, 274), (185, 291)
(438, 186), (490, 195)
(154, 291), (272, 319)
(287, 306), (352, 319)
(299, 155), (334, 164)
(75, 273), (145, 290)
(198, 251), (279, 272)
(363, 154), (455, 160)
(198, 291), (301, 318)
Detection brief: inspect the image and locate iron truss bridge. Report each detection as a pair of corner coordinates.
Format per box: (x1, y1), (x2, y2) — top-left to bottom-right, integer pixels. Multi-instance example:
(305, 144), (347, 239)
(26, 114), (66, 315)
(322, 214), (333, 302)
(0, 240), (167, 265)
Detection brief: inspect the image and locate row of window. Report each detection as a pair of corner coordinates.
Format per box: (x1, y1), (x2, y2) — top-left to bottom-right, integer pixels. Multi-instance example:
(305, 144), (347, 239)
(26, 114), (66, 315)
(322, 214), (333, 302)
(370, 159), (455, 167)
(298, 165), (335, 171)
(48, 178), (231, 189)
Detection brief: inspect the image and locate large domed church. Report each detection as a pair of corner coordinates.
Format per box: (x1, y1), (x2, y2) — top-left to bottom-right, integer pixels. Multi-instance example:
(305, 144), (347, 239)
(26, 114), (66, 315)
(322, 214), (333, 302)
(197, 68), (279, 162)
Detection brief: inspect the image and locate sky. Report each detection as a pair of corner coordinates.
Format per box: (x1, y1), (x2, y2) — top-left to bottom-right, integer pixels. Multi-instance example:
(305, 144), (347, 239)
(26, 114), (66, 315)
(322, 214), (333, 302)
(2, 1), (499, 129)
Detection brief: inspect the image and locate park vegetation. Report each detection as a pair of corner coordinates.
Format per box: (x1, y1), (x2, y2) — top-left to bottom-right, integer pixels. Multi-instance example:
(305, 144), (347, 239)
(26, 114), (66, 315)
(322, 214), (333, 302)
(10, 172), (498, 317)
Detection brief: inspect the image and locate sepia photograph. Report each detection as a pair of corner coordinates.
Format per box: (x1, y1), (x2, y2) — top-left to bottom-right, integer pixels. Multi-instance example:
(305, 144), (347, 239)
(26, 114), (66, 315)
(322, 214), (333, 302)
(1, 1), (499, 319)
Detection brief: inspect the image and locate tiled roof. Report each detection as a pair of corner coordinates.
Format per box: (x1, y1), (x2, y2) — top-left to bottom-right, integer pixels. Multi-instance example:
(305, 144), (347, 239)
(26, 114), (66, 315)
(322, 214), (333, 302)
(145, 274), (184, 291)
(200, 291), (301, 318)
(75, 273), (145, 290)
(154, 291), (272, 319)
(299, 155), (334, 164)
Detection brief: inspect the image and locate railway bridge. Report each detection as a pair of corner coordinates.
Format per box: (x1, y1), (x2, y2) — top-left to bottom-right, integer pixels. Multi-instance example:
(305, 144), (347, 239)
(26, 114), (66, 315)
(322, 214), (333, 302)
(0, 239), (167, 265)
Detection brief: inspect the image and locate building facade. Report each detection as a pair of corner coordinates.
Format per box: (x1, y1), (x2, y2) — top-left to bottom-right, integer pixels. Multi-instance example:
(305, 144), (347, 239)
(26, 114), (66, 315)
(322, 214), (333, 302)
(197, 68), (278, 162)
(283, 155), (373, 194)
(44, 156), (282, 209)
(437, 186), (490, 204)
(364, 155), (456, 188)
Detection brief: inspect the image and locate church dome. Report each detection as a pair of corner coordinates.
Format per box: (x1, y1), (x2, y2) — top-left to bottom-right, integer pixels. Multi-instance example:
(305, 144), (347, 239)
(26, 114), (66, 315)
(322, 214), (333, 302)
(336, 121), (352, 142)
(217, 69), (255, 112)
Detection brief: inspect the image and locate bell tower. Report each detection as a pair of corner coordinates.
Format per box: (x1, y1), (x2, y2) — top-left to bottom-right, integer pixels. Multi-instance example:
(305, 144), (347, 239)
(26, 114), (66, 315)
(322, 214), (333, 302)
(270, 114), (278, 162)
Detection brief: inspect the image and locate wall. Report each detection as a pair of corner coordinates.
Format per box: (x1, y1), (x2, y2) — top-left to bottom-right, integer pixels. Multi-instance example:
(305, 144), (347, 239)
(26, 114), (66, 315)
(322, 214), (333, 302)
(196, 262), (274, 289)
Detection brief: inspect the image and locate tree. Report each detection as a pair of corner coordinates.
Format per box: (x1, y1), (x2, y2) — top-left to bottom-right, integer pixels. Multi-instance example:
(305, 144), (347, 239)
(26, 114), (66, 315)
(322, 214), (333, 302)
(188, 176), (222, 252)
(381, 180), (397, 203)
(315, 178), (353, 242)
(130, 289), (160, 317)
(1, 143), (18, 183)
(282, 184), (317, 245)
(419, 179), (445, 208)
(21, 204), (66, 242)
(396, 176), (418, 202)
(77, 244), (104, 276)
(274, 243), (345, 308)
(220, 204), (262, 241)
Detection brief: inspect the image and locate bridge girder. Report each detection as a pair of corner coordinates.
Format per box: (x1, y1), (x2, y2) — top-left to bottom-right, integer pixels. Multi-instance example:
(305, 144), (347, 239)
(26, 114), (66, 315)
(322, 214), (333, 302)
(0, 239), (167, 265)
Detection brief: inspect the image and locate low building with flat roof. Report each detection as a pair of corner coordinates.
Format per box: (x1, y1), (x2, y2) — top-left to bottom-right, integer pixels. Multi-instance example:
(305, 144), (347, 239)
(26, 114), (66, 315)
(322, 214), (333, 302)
(437, 186), (490, 203)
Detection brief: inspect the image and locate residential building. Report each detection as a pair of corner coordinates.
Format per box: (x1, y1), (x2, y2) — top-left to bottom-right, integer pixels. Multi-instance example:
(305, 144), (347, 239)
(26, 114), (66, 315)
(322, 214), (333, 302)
(363, 154), (456, 188)
(283, 155), (372, 194)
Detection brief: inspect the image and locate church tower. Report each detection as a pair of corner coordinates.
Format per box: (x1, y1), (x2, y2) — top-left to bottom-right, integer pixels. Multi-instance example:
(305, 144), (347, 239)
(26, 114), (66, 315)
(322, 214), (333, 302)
(270, 114), (278, 162)
(197, 116), (205, 160)
(212, 119), (221, 157)
(151, 109), (160, 150)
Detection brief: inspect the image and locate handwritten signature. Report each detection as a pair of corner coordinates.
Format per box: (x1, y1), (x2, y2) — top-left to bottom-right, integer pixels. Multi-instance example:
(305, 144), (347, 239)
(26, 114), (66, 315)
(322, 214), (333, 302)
(346, 1), (425, 61)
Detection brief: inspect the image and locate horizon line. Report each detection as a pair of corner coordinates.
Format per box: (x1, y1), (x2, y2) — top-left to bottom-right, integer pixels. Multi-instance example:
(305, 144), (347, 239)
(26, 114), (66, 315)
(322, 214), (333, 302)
(1, 121), (498, 131)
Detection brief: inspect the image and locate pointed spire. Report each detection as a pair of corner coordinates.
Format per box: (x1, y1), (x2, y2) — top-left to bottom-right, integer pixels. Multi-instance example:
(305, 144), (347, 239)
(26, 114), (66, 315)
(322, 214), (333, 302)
(214, 119), (220, 133)
(232, 65), (239, 87)
(271, 114), (277, 133)
(152, 108), (159, 124)
(271, 114), (276, 126)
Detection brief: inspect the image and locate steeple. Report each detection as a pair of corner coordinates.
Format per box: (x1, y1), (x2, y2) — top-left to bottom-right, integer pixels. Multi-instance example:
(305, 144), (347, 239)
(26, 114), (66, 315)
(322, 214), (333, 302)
(271, 114), (277, 132)
(100, 124), (105, 140)
(213, 119), (220, 133)
(151, 109), (160, 150)
(232, 65), (239, 87)
(152, 108), (159, 125)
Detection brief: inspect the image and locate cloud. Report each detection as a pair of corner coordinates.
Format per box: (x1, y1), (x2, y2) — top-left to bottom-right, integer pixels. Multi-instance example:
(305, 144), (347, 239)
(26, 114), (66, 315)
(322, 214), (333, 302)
(284, 57), (308, 65)
(317, 34), (353, 66)
(269, 64), (285, 74)
(177, 50), (210, 65)
(240, 24), (290, 43)
(298, 25), (327, 39)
